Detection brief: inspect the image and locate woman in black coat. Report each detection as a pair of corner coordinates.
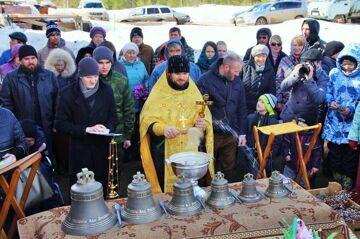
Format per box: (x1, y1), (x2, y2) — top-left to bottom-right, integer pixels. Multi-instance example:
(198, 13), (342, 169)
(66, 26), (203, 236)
(242, 44), (276, 114)
(55, 57), (118, 194)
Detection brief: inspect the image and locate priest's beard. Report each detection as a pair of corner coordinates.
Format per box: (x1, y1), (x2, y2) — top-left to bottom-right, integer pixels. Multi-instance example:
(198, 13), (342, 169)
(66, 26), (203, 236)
(166, 74), (189, 90)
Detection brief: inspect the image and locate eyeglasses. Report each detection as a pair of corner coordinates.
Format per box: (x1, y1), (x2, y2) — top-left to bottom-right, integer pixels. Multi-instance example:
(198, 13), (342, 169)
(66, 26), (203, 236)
(271, 43), (282, 47)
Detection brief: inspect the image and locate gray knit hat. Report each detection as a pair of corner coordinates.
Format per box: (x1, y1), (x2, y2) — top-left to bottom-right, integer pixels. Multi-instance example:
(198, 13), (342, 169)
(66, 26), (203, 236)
(251, 44), (270, 57)
(93, 46), (114, 64)
(78, 57), (99, 77)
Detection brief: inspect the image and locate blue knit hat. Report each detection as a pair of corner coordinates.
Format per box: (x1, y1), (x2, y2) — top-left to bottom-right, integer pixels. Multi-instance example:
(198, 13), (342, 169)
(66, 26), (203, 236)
(78, 57), (99, 77)
(90, 26), (106, 39)
(46, 21), (61, 38)
(93, 46), (114, 64)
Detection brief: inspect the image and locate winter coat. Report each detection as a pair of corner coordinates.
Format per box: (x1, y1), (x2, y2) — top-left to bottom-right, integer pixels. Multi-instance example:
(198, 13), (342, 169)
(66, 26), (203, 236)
(269, 51), (287, 74)
(0, 107), (26, 159)
(282, 130), (322, 173)
(148, 60), (201, 90)
(197, 58), (247, 135)
(196, 42), (219, 73)
(0, 62), (19, 79)
(0, 49), (11, 65)
(0, 65), (58, 134)
(323, 44), (360, 144)
(120, 58), (149, 112)
(348, 103), (360, 143)
(280, 65), (328, 124)
(99, 70), (135, 141)
(38, 38), (75, 66)
(321, 56), (337, 75)
(302, 19), (326, 51)
(243, 28), (272, 62)
(241, 58), (276, 114)
(44, 48), (77, 89)
(55, 80), (117, 188)
(138, 43), (154, 74)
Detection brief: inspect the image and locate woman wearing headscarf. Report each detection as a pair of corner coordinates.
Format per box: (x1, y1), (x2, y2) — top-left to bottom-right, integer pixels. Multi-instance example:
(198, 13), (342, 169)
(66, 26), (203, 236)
(196, 41), (219, 73)
(0, 44), (22, 82)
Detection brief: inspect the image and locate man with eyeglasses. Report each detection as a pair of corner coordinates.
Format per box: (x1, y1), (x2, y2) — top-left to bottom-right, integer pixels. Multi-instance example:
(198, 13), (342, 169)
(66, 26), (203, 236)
(243, 28), (272, 62)
(38, 21), (75, 66)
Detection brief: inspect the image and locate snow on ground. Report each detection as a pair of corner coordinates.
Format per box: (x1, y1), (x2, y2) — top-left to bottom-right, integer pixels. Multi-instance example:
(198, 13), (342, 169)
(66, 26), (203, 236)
(0, 5), (359, 59)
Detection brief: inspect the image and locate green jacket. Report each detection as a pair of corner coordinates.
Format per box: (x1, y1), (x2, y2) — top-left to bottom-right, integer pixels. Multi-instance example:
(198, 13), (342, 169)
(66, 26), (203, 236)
(348, 103), (360, 143)
(100, 71), (135, 142)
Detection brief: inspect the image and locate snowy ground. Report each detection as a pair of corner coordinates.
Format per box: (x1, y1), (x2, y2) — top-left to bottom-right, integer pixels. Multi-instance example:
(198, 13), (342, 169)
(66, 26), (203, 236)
(0, 4), (359, 59)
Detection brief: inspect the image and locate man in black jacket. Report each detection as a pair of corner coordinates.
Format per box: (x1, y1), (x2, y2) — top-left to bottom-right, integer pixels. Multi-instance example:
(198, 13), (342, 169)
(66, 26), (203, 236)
(197, 53), (247, 181)
(0, 45), (58, 157)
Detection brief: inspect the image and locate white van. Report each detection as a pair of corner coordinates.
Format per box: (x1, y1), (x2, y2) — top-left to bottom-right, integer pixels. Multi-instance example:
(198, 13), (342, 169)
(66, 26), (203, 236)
(78, 0), (109, 21)
(307, 0), (355, 23)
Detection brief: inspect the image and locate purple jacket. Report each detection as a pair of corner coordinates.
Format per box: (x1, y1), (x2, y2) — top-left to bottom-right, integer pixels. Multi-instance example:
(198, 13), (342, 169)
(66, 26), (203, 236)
(0, 62), (19, 79)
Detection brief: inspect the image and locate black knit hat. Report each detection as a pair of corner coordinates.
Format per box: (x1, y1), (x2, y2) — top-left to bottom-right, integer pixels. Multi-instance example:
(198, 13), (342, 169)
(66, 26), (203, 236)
(9, 32), (27, 44)
(75, 46), (94, 65)
(20, 119), (37, 138)
(18, 45), (37, 60)
(78, 57), (99, 77)
(301, 49), (323, 62)
(46, 21), (61, 38)
(324, 41), (345, 57)
(130, 27), (143, 40)
(167, 55), (189, 73)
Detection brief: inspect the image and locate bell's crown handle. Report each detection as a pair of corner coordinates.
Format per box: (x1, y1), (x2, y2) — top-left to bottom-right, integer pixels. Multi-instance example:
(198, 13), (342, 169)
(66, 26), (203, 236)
(76, 168), (95, 184)
(132, 171), (146, 184)
(244, 173), (254, 181)
(215, 171), (224, 180)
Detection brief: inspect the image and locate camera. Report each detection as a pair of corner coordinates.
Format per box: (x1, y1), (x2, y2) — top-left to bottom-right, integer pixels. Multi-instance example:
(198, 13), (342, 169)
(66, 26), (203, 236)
(298, 62), (315, 80)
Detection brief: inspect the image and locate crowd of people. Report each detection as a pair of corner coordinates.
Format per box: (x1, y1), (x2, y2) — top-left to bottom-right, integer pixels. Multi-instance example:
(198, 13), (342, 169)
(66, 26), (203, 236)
(0, 19), (359, 209)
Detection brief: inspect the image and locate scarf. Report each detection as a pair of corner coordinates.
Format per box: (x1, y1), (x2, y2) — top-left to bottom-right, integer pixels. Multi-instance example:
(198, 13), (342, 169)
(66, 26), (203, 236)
(79, 80), (99, 99)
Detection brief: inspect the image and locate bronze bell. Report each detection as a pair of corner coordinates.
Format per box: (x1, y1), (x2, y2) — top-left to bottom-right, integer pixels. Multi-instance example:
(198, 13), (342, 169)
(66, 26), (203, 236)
(265, 171), (289, 199)
(62, 168), (117, 236)
(206, 172), (235, 209)
(121, 172), (162, 224)
(165, 174), (202, 216)
(238, 173), (263, 203)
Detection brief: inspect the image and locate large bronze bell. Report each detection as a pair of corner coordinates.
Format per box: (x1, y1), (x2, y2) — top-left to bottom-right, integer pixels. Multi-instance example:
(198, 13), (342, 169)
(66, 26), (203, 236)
(238, 173), (263, 203)
(121, 172), (162, 224)
(62, 168), (117, 236)
(265, 171), (289, 199)
(165, 174), (202, 216)
(206, 172), (235, 209)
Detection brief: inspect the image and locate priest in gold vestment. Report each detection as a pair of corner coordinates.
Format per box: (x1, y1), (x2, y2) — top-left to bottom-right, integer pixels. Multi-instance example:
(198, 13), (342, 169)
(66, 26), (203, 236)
(140, 55), (214, 193)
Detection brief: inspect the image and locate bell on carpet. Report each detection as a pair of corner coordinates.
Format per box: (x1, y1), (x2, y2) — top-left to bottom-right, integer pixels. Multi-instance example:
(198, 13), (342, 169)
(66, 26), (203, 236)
(165, 174), (202, 216)
(264, 171), (289, 199)
(238, 173), (263, 203)
(206, 171), (235, 209)
(62, 168), (117, 236)
(121, 172), (162, 224)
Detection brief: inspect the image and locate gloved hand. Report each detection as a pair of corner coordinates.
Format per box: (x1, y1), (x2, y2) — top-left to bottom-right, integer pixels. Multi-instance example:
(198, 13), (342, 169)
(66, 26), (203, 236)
(349, 140), (358, 150)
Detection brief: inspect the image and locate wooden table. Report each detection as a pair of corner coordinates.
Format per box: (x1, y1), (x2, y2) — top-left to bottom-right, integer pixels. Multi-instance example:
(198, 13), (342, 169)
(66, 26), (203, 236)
(17, 179), (350, 239)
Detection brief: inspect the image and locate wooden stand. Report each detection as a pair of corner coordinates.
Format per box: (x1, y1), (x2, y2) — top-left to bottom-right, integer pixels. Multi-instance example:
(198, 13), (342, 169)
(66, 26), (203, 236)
(0, 152), (41, 239)
(253, 121), (322, 190)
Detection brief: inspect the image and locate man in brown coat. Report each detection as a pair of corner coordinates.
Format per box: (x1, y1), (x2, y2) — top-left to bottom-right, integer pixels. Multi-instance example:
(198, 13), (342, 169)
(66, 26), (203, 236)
(130, 27), (154, 74)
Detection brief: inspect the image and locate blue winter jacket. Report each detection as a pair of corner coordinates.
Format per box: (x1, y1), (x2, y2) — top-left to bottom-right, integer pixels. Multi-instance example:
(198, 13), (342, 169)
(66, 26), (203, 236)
(148, 60), (202, 90)
(197, 58), (247, 135)
(323, 44), (360, 144)
(120, 58), (149, 112)
(0, 49), (11, 65)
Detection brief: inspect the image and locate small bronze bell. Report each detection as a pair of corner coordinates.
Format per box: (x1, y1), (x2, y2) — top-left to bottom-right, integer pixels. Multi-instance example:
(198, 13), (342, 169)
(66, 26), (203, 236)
(206, 172), (235, 209)
(265, 171), (289, 199)
(121, 172), (162, 224)
(62, 168), (117, 236)
(165, 174), (202, 216)
(238, 173), (263, 203)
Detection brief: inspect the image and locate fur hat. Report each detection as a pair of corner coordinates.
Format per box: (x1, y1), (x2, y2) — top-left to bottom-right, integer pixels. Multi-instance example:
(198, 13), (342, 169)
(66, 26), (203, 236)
(78, 57), (99, 77)
(18, 45), (37, 60)
(93, 46), (114, 64)
(258, 94), (277, 115)
(90, 26), (106, 38)
(46, 21), (61, 38)
(167, 55), (189, 73)
(251, 44), (269, 57)
(44, 48), (76, 77)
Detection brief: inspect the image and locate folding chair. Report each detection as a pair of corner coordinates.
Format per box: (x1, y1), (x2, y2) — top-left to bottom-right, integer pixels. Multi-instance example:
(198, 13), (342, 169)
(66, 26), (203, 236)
(0, 152), (42, 239)
(253, 121), (322, 190)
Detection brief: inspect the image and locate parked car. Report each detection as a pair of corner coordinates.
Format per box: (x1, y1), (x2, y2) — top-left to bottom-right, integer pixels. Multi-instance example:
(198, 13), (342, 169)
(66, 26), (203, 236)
(121, 5), (190, 24)
(234, 1), (307, 25)
(78, 0), (109, 21)
(307, 0), (355, 23)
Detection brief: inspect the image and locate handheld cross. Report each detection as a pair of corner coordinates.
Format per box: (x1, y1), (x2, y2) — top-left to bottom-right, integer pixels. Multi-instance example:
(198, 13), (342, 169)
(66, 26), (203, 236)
(196, 94), (213, 118)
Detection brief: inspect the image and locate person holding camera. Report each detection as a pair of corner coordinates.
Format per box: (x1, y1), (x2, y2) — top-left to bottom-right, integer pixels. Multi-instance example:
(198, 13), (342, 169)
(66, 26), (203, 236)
(280, 49), (329, 124)
(323, 44), (360, 190)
